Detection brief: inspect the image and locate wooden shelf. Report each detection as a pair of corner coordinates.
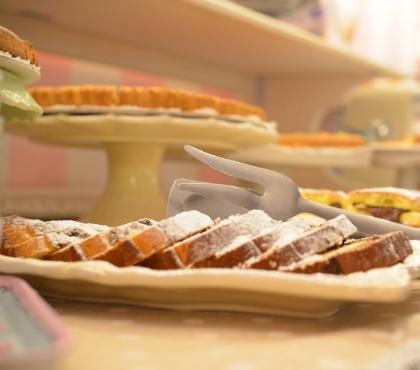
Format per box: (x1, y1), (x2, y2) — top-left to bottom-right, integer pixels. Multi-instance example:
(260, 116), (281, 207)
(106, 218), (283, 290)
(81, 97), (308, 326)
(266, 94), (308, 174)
(1, 0), (404, 83)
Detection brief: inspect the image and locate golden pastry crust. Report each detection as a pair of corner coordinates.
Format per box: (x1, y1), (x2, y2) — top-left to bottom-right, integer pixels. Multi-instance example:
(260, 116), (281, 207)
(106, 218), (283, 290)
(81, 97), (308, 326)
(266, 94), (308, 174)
(348, 187), (420, 212)
(300, 188), (347, 208)
(380, 135), (420, 145)
(403, 135), (420, 144)
(400, 211), (420, 228)
(0, 26), (38, 65)
(278, 132), (365, 148)
(30, 85), (118, 107)
(342, 202), (370, 216)
(30, 85), (266, 120)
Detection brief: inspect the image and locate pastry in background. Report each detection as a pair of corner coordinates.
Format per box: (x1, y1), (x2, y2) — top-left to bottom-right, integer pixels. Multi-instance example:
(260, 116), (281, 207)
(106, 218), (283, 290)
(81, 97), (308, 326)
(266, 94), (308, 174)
(300, 188), (347, 208)
(347, 187), (420, 228)
(404, 135), (420, 144)
(277, 131), (366, 148)
(0, 26), (42, 119)
(378, 135), (420, 146)
(29, 85), (271, 126)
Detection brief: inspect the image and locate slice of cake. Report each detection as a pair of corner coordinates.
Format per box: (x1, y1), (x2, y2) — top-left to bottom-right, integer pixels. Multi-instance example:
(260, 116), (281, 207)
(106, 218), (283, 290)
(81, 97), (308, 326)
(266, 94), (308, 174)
(282, 231), (412, 274)
(1, 216), (52, 254)
(48, 219), (154, 262)
(193, 215), (324, 268)
(93, 211), (214, 267)
(140, 210), (276, 270)
(3, 219), (109, 259)
(245, 215), (356, 270)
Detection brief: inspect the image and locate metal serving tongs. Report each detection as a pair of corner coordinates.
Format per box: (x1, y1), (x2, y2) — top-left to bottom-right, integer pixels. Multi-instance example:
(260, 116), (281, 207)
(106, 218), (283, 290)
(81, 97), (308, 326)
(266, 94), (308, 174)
(168, 145), (420, 240)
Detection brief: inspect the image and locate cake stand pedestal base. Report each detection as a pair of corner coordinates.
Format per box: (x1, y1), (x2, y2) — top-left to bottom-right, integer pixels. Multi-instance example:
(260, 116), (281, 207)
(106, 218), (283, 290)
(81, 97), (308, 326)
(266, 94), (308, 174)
(6, 114), (276, 225)
(80, 143), (166, 225)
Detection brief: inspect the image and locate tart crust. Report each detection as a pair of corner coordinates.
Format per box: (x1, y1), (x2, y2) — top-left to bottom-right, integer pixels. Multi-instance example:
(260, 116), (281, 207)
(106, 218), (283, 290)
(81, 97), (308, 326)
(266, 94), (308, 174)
(30, 85), (266, 120)
(278, 132), (365, 147)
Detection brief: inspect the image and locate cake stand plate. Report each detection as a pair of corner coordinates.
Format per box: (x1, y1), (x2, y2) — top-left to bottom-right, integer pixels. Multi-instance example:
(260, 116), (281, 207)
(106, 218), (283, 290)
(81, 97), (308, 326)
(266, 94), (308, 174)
(372, 143), (420, 189)
(229, 144), (371, 168)
(6, 114), (276, 225)
(0, 51), (40, 84)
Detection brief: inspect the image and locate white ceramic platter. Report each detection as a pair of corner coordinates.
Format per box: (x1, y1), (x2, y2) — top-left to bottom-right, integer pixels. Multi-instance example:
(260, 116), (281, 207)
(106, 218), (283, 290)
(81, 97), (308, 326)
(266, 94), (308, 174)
(229, 144), (372, 168)
(0, 242), (419, 319)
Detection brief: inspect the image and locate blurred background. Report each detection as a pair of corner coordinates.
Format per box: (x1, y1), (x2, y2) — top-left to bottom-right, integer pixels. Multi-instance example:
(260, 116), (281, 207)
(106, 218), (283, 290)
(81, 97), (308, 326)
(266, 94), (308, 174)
(0, 0), (419, 220)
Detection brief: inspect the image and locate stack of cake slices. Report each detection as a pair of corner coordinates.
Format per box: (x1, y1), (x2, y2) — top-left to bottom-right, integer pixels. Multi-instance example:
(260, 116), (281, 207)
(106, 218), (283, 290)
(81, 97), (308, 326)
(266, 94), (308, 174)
(0, 210), (413, 275)
(300, 187), (420, 228)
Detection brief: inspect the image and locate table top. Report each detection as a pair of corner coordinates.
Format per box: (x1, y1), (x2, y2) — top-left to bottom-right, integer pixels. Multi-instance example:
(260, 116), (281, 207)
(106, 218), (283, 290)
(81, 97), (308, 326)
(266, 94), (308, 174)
(49, 281), (420, 370)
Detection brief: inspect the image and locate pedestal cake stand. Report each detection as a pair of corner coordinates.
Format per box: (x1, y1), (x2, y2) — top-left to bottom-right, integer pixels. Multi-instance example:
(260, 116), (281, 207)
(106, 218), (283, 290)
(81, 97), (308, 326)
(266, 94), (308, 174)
(6, 113), (276, 225)
(372, 143), (420, 189)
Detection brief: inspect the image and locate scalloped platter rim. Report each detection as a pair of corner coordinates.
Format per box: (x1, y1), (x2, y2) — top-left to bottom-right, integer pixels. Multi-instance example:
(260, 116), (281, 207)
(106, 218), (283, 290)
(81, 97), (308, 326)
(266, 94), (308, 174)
(0, 241), (419, 318)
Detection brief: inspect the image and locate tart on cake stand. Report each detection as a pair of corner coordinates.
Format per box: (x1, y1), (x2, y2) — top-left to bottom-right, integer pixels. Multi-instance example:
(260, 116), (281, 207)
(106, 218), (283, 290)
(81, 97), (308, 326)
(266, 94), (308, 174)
(6, 86), (277, 225)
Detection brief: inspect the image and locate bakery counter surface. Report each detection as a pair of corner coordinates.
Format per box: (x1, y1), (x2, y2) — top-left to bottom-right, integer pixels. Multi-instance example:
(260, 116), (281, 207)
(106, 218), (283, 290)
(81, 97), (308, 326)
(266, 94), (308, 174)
(50, 282), (420, 370)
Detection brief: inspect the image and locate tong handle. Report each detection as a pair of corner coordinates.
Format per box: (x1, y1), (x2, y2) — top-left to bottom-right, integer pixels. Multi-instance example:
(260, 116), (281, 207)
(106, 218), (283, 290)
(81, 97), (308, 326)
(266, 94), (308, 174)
(299, 197), (420, 240)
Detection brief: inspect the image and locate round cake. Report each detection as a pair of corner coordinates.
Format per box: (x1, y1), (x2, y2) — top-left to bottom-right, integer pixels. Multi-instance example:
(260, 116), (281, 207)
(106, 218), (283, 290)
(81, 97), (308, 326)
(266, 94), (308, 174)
(30, 85), (271, 127)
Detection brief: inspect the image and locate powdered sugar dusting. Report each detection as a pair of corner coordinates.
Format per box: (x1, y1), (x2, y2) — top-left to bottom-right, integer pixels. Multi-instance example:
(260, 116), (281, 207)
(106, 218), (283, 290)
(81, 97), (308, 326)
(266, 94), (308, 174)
(214, 235), (251, 257)
(108, 220), (151, 244)
(48, 220), (108, 234)
(273, 216), (327, 246)
(3, 216), (50, 235)
(228, 210), (276, 236)
(244, 216), (325, 267)
(327, 215), (357, 237)
(172, 211), (274, 266)
(159, 211), (213, 242)
(284, 217), (356, 257)
(1, 216), (108, 250)
(45, 232), (85, 248)
(42, 222), (109, 248)
(283, 231), (411, 273)
(246, 216), (355, 269)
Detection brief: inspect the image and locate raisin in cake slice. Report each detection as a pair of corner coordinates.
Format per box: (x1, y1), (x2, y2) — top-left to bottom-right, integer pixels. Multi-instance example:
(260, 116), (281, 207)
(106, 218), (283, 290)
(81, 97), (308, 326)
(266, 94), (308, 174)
(245, 215), (356, 270)
(140, 210), (276, 270)
(193, 215), (324, 268)
(281, 231), (412, 274)
(48, 219), (154, 262)
(92, 211), (213, 267)
(5, 220), (109, 259)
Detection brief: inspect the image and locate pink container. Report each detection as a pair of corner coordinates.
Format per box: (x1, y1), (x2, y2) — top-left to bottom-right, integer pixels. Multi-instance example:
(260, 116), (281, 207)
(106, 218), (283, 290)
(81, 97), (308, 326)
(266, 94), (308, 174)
(0, 275), (71, 370)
